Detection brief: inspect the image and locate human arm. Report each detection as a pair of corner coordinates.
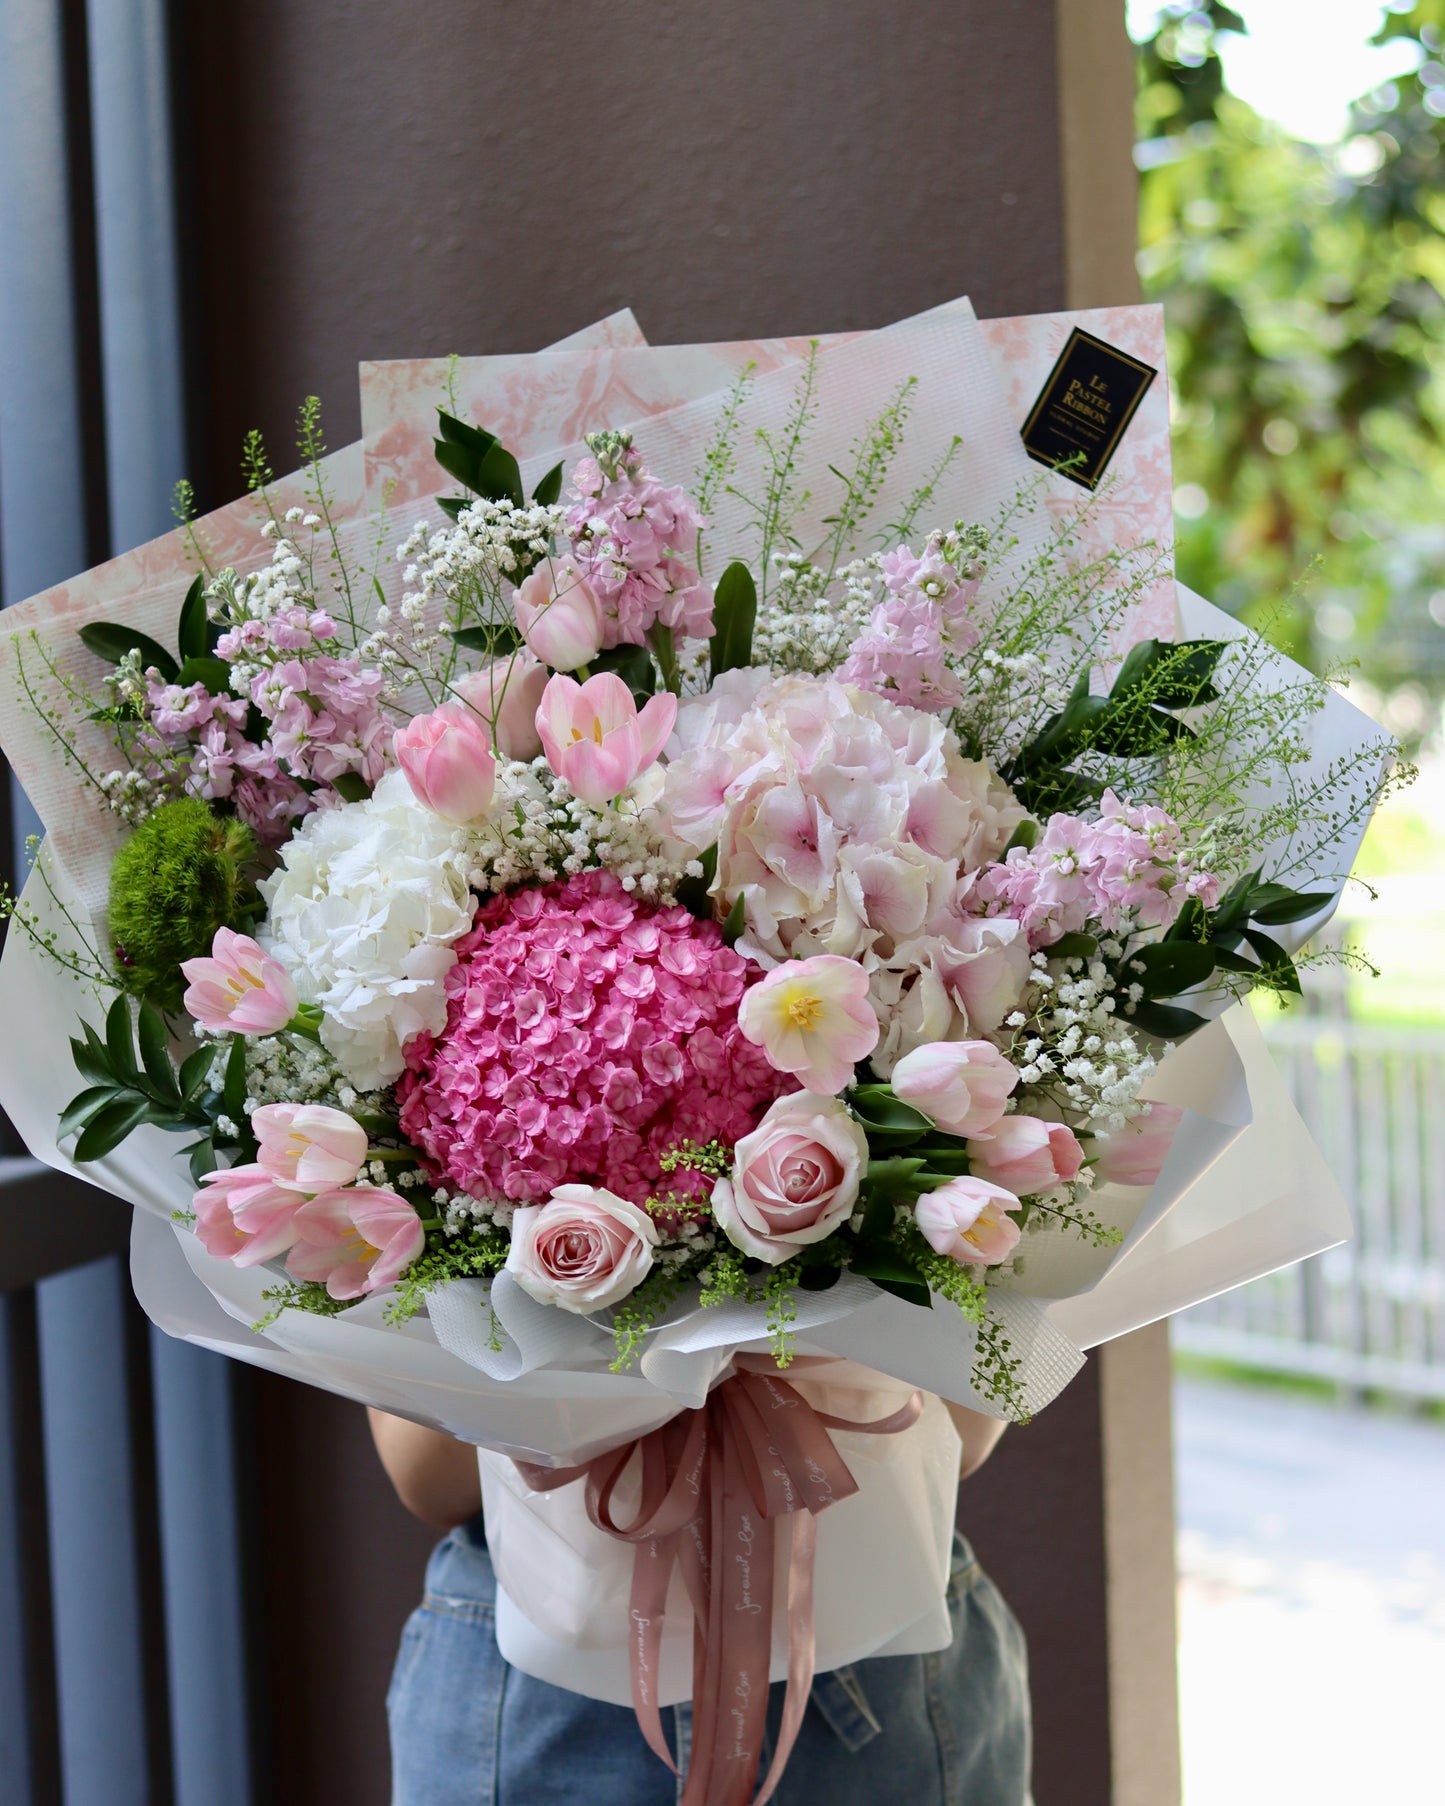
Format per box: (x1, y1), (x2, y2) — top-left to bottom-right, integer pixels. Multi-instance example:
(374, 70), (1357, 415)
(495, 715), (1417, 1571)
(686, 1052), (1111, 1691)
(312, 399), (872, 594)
(945, 1399), (1007, 1481)
(367, 1407), (482, 1530)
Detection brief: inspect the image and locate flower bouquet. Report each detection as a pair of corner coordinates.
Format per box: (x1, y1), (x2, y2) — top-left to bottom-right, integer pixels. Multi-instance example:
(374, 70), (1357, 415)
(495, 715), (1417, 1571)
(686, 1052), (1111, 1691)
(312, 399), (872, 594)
(0, 299), (1399, 1798)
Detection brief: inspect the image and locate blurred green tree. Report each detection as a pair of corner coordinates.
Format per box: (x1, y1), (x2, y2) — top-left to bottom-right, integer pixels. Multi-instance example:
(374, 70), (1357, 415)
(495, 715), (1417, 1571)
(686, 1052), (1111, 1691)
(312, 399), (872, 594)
(1135, 1), (1445, 745)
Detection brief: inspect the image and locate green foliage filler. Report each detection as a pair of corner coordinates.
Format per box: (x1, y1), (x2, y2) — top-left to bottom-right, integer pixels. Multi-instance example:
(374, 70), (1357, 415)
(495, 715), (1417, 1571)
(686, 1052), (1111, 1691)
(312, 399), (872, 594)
(107, 799), (260, 1011)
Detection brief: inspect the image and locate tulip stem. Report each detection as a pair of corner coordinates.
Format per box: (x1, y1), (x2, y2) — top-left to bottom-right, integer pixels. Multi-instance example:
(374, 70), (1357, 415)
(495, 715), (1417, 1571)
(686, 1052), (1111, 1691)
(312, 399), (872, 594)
(574, 662), (593, 680)
(286, 1007), (323, 1044)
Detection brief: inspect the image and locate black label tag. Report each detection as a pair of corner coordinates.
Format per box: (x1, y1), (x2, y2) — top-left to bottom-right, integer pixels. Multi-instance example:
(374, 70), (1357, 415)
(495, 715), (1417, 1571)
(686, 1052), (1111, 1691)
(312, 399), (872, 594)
(1020, 327), (1157, 489)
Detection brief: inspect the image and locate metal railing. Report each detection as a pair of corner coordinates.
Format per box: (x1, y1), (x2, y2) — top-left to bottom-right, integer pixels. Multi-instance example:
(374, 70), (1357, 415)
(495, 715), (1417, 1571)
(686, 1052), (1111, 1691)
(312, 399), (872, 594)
(1174, 1015), (1445, 1401)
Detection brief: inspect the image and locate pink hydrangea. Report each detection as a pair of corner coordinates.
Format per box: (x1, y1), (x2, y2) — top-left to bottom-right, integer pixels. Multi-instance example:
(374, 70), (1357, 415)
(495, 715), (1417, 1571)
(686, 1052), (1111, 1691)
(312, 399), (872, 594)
(397, 872), (790, 1208)
(969, 790), (1220, 949)
(563, 437), (714, 648)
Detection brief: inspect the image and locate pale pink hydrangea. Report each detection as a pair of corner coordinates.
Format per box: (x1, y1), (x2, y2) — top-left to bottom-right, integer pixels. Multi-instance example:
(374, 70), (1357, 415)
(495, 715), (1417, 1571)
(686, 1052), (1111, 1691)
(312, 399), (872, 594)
(397, 872), (790, 1208)
(563, 438), (714, 647)
(968, 789), (1221, 949)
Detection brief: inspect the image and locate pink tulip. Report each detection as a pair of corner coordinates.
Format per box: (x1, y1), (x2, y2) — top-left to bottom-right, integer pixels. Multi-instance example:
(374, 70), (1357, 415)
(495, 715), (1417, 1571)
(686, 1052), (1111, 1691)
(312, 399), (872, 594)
(285, 1186), (426, 1299)
(889, 1039), (1019, 1138)
(394, 701), (497, 822)
(252, 1102), (368, 1193)
(513, 557), (605, 671)
(452, 650), (548, 761)
(535, 671), (677, 807)
(915, 1176), (1023, 1267)
(737, 954), (880, 1095)
(193, 1163), (307, 1267)
(967, 1115), (1084, 1197)
(180, 927), (299, 1035)
(1093, 1101), (1184, 1187)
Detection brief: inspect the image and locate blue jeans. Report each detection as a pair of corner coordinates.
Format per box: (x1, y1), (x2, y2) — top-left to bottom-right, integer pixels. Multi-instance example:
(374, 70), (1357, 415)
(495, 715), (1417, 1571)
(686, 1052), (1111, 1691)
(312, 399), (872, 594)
(388, 1515), (1032, 1805)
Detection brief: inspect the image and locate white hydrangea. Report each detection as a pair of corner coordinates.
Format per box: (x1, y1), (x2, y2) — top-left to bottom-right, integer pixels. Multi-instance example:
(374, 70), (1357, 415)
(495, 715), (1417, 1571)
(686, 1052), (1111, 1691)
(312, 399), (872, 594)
(259, 769), (476, 1088)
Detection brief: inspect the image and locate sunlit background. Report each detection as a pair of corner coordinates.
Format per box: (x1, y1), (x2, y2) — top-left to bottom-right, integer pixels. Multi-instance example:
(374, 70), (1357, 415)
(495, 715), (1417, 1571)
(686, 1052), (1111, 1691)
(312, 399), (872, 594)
(1128, 5), (1445, 1800)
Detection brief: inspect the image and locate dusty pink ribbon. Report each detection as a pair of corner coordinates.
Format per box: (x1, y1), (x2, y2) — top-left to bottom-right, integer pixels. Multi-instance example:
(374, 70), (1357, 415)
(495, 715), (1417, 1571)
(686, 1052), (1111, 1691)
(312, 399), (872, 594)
(515, 1362), (923, 1806)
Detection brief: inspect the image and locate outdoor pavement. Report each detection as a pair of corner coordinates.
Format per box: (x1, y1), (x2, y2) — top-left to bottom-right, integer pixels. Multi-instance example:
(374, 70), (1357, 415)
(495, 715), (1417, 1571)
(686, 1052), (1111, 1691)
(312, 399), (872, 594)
(1175, 1373), (1445, 1804)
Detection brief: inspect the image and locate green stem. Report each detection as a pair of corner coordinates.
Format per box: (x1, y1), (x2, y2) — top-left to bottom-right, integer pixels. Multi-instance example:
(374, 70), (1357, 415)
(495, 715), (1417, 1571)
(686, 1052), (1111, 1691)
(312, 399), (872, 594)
(646, 623), (680, 696)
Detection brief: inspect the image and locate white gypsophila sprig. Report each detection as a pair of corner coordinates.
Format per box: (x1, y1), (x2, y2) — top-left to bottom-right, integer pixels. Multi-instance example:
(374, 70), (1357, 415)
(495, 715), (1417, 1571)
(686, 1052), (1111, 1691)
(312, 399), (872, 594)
(750, 551), (878, 674)
(466, 759), (700, 903)
(1003, 949), (1158, 1133)
(230, 1031), (390, 1118)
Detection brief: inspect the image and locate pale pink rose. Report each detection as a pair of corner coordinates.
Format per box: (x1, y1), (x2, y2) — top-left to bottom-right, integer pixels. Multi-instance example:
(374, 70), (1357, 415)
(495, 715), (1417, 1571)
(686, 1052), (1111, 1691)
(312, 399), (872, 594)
(890, 1040), (1019, 1138)
(505, 1184), (657, 1314)
(914, 1176), (1023, 1266)
(451, 651), (548, 761)
(394, 701), (497, 822)
(513, 557), (605, 671)
(967, 1115), (1084, 1197)
(193, 1163), (307, 1266)
(252, 1102), (368, 1194)
(535, 671), (677, 807)
(1093, 1102), (1184, 1187)
(180, 926), (298, 1035)
(285, 1186), (426, 1299)
(711, 1091), (868, 1266)
(738, 954), (880, 1095)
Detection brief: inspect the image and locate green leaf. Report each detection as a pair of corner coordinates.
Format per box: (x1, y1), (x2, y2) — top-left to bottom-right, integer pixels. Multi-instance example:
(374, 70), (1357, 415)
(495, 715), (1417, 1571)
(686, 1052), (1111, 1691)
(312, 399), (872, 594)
(1208, 944), (1261, 975)
(450, 622), (522, 657)
(329, 772), (372, 804)
(137, 1004), (181, 1103)
(863, 1154), (928, 1191)
(709, 562), (758, 681)
(176, 654), (233, 693)
(476, 441), (524, 507)
(848, 1243), (929, 1288)
(74, 1094), (153, 1161)
(79, 623), (178, 682)
(867, 1275), (933, 1309)
(176, 575), (214, 660)
(1045, 931), (1098, 960)
(1002, 818), (1040, 855)
(797, 1264), (842, 1293)
(106, 994), (139, 1082)
(435, 496), (469, 523)
(1126, 1000), (1208, 1039)
(591, 642), (657, 704)
(437, 412), (498, 457)
(531, 461), (564, 507)
(720, 892), (747, 947)
(186, 1138), (220, 1184)
(70, 1029), (115, 1088)
(179, 1046), (214, 1102)
(849, 1088), (933, 1142)
(222, 1036), (247, 1121)
(58, 1085), (124, 1139)
(1242, 928), (1303, 994)
(676, 842), (719, 920)
(1248, 888), (1334, 926)
(1124, 939), (1217, 1000)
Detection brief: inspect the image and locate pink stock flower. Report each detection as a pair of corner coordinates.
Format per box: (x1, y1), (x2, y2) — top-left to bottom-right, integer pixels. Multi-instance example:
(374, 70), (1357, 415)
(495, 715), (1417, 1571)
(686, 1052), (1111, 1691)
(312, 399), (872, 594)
(505, 1184), (658, 1313)
(535, 671), (677, 807)
(967, 1115), (1084, 1197)
(737, 954), (880, 1095)
(513, 558), (606, 671)
(193, 1164), (307, 1267)
(285, 1186), (426, 1300)
(394, 701), (498, 823)
(1093, 1101), (1184, 1187)
(452, 652), (548, 761)
(914, 1176), (1023, 1266)
(710, 1092), (867, 1265)
(889, 1039), (1019, 1138)
(252, 1102), (368, 1194)
(180, 927), (299, 1035)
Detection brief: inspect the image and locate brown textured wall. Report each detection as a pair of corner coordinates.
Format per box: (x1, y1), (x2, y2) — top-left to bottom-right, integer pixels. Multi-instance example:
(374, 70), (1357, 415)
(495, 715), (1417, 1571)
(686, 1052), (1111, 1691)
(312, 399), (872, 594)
(172, 6), (1123, 1804)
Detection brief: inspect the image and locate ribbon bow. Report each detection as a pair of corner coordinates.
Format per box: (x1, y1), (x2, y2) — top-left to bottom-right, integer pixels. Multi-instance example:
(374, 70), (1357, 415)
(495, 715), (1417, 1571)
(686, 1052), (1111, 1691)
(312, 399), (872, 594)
(516, 1361), (923, 1806)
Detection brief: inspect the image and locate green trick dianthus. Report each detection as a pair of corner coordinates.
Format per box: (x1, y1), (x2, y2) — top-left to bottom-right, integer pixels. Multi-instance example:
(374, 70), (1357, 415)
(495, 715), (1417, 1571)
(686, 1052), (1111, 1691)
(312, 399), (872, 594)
(107, 799), (261, 1012)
